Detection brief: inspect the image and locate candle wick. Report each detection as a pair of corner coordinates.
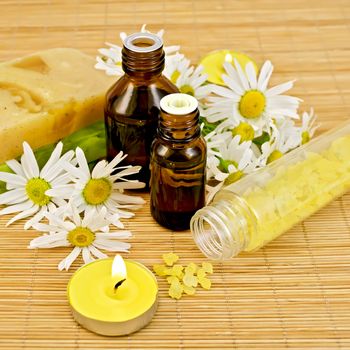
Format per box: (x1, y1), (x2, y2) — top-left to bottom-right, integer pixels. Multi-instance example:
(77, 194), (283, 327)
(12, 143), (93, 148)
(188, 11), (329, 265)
(114, 278), (126, 292)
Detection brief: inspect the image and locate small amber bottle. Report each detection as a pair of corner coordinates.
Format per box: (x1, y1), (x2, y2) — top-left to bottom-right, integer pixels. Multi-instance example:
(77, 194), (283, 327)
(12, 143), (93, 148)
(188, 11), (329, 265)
(150, 93), (207, 231)
(104, 32), (178, 187)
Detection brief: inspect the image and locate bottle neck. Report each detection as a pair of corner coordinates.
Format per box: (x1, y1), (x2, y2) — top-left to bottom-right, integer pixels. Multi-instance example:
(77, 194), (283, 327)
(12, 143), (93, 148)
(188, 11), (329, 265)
(158, 109), (201, 142)
(190, 191), (256, 260)
(122, 45), (165, 79)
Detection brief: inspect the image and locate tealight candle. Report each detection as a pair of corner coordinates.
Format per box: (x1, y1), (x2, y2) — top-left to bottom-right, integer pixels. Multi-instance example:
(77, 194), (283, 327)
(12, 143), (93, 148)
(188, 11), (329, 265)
(199, 50), (257, 85)
(67, 255), (158, 336)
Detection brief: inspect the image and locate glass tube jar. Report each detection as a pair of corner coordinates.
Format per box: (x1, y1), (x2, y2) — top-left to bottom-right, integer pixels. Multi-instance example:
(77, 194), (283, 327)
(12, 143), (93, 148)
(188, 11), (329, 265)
(191, 121), (350, 260)
(150, 93), (206, 230)
(104, 32), (178, 187)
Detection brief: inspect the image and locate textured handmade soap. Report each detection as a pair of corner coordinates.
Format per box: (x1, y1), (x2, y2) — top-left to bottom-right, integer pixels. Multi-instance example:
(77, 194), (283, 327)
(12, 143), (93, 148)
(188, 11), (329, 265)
(0, 48), (115, 163)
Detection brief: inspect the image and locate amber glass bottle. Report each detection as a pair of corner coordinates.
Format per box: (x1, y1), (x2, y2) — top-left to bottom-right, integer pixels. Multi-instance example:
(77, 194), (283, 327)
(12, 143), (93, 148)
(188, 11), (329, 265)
(150, 93), (206, 231)
(104, 32), (178, 187)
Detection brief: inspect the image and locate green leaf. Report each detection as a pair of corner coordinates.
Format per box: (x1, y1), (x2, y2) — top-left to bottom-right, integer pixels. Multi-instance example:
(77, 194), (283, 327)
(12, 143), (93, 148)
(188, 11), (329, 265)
(253, 132), (270, 148)
(200, 117), (220, 136)
(0, 164), (12, 194)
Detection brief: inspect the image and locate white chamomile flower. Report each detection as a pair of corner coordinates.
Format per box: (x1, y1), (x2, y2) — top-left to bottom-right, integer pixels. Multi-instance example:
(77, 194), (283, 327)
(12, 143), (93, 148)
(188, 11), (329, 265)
(300, 108), (319, 144)
(204, 129), (232, 158)
(51, 148), (145, 229)
(95, 24), (180, 76)
(29, 207), (131, 271)
(205, 136), (259, 203)
(0, 142), (73, 228)
(259, 121), (301, 165)
(163, 53), (188, 83)
(208, 136), (258, 185)
(176, 65), (211, 102)
(211, 118), (257, 143)
(163, 54), (210, 104)
(203, 59), (301, 133)
(95, 42), (123, 76)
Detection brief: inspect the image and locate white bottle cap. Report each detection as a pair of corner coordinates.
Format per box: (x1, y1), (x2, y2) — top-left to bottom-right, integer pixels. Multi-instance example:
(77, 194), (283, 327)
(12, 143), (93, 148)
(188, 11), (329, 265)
(160, 93), (198, 115)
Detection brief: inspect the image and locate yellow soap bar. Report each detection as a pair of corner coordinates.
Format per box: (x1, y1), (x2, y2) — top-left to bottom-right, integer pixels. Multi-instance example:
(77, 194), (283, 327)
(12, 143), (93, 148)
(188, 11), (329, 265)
(0, 48), (116, 162)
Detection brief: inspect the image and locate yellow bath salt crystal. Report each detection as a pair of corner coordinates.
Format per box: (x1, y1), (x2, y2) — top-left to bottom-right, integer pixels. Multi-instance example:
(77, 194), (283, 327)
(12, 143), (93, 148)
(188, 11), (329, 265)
(328, 136), (350, 162)
(169, 279), (183, 300)
(242, 136), (350, 252)
(153, 264), (168, 277)
(196, 268), (206, 280)
(164, 268), (173, 276)
(183, 273), (198, 288)
(169, 264), (184, 277)
(202, 262), (213, 274)
(198, 277), (212, 290)
(183, 285), (196, 296)
(184, 263), (198, 274)
(162, 252), (179, 266)
(167, 276), (180, 285)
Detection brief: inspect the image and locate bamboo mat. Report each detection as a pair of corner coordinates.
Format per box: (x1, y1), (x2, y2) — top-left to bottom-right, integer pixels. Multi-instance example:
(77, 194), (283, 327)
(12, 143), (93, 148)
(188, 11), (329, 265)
(1, 0), (350, 349)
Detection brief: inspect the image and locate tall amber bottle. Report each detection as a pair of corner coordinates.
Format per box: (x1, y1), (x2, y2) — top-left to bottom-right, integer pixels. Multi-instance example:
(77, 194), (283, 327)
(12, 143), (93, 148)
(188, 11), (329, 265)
(104, 32), (178, 187)
(150, 93), (207, 231)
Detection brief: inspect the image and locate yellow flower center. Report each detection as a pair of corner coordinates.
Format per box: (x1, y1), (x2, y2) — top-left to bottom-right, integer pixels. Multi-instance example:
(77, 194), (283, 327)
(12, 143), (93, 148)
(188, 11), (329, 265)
(267, 150), (283, 164)
(224, 170), (244, 185)
(239, 90), (266, 119)
(83, 178), (112, 205)
(67, 227), (95, 247)
(171, 70), (180, 84)
(301, 131), (310, 145)
(101, 56), (121, 67)
(25, 178), (51, 206)
(179, 84), (195, 96)
(232, 122), (255, 142)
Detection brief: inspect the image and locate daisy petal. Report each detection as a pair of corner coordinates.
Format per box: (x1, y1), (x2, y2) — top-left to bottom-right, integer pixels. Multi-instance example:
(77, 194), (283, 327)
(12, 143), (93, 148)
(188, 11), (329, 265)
(89, 245), (108, 259)
(43, 151), (75, 182)
(0, 188), (26, 205)
(40, 142), (63, 179)
(234, 59), (249, 91)
(0, 172), (26, 186)
(24, 206), (47, 229)
(96, 231), (132, 239)
(6, 159), (25, 177)
(0, 200), (33, 216)
(245, 62), (258, 89)
(110, 192), (145, 205)
(94, 240), (131, 252)
(58, 246), (81, 271)
(6, 204), (39, 227)
(76, 147), (91, 179)
(21, 142), (40, 178)
(91, 160), (108, 179)
(257, 60), (273, 91)
(82, 247), (94, 264)
(266, 80), (295, 97)
(210, 84), (237, 99)
(46, 185), (73, 198)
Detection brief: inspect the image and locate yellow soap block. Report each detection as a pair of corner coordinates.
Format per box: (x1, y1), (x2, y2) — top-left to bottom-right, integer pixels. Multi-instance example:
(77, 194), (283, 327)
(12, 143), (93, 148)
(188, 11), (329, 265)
(0, 48), (116, 163)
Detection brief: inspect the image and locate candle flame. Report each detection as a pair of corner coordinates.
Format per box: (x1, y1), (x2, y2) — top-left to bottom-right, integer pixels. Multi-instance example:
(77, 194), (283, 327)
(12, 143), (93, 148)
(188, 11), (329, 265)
(224, 53), (233, 63)
(112, 254), (127, 279)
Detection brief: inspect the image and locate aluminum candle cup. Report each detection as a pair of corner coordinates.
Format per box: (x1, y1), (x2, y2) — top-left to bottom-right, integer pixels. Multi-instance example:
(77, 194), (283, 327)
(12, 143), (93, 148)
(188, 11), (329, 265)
(67, 255), (158, 336)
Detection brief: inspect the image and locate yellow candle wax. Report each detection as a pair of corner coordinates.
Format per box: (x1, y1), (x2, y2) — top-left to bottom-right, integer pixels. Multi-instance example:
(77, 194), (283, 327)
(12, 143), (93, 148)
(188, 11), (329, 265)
(199, 50), (258, 85)
(67, 257), (158, 336)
